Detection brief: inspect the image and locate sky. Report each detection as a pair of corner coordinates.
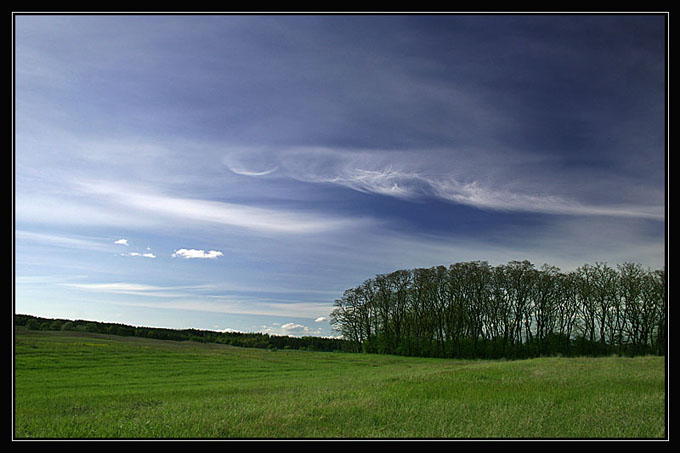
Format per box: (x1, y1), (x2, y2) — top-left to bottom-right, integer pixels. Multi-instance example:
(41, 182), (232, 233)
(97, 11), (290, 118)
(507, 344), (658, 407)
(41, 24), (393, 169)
(13, 14), (667, 337)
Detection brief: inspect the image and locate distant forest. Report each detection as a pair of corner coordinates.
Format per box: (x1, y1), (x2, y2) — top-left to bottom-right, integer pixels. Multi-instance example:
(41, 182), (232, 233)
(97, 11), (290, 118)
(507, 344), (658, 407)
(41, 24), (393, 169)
(14, 314), (349, 352)
(330, 260), (666, 359)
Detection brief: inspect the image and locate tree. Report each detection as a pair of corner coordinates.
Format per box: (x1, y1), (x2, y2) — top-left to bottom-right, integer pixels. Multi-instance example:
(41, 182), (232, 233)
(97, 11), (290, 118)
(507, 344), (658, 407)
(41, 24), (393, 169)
(330, 287), (365, 352)
(532, 264), (561, 355)
(591, 262), (618, 354)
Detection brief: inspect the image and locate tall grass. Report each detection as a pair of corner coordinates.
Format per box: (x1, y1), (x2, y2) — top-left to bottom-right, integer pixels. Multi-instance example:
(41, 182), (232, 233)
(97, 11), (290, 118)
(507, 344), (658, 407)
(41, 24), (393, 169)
(13, 327), (666, 439)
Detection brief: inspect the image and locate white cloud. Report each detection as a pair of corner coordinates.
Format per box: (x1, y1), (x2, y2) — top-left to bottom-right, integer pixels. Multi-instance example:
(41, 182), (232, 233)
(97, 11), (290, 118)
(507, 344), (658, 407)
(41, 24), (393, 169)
(274, 322), (322, 336)
(172, 248), (223, 259)
(114, 239), (129, 246)
(66, 282), (164, 292)
(217, 327), (244, 334)
(320, 166), (421, 199)
(62, 282), (211, 298)
(314, 317), (327, 323)
(428, 179), (664, 220)
(15, 230), (111, 252)
(221, 146), (664, 220)
(122, 252), (156, 258)
(227, 165), (279, 177)
(76, 180), (365, 234)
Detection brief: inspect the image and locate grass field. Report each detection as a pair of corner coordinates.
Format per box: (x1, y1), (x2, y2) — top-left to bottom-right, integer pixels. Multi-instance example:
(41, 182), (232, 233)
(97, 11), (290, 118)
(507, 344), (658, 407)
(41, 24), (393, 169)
(13, 327), (667, 439)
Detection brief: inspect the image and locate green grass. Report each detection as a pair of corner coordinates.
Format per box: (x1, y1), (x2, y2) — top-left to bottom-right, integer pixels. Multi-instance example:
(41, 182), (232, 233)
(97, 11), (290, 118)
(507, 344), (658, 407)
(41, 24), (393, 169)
(13, 327), (666, 439)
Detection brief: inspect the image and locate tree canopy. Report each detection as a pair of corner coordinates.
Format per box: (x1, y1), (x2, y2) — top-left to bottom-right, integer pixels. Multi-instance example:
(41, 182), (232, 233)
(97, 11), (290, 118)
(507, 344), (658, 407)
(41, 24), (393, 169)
(330, 260), (666, 359)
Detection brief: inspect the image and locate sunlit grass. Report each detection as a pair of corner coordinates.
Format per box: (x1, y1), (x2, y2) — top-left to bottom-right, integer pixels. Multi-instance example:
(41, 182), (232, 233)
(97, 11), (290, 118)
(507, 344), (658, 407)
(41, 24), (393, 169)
(14, 327), (666, 439)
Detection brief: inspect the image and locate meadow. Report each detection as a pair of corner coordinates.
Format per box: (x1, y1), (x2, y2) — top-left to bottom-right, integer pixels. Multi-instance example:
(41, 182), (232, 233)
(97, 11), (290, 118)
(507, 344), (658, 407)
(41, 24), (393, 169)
(13, 327), (666, 439)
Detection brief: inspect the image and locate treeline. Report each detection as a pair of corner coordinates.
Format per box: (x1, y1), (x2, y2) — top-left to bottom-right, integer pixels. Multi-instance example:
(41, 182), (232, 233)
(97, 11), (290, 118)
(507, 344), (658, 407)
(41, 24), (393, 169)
(330, 260), (666, 359)
(14, 314), (350, 352)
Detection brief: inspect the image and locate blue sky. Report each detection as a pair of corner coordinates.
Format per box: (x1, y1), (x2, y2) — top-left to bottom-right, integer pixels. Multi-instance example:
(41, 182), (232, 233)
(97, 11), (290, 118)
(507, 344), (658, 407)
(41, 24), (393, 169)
(13, 14), (666, 337)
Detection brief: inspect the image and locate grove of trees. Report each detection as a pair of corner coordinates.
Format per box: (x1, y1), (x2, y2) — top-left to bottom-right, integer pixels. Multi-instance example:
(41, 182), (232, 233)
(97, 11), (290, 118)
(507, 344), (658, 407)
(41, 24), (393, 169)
(330, 260), (666, 359)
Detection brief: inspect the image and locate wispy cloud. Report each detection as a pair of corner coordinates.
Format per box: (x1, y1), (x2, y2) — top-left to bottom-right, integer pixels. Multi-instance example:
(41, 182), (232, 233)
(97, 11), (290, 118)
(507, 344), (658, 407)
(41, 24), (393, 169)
(112, 295), (334, 320)
(427, 179), (665, 219)
(114, 239), (128, 246)
(62, 282), (210, 298)
(227, 165), (279, 177)
(15, 230), (113, 252)
(66, 282), (167, 292)
(63, 279), (335, 322)
(321, 166), (422, 199)
(172, 249), (223, 259)
(222, 146), (664, 220)
(76, 180), (368, 234)
(122, 252), (156, 259)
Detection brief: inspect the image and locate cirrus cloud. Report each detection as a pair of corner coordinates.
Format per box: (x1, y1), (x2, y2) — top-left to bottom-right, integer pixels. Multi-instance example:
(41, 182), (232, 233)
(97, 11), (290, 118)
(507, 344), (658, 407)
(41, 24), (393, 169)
(172, 248), (224, 259)
(221, 146), (664, 220)
(74, 180), (367, 235)
(122, 252), (156, 259)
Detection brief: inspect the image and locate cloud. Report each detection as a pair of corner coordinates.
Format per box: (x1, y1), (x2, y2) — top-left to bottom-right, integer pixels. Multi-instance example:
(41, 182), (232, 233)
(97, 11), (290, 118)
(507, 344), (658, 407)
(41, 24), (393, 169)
(428, 179), (665, 219)
(217, 327), (244, 334)
(62, 282), (211, 298)
(314, 317), (327, 323)
(172, 248), (223, 259)
(278, 322), (323, 336)
(76, 180), (366, 234)
(114, 239), (129, 246)
(227, 165), (279, 177)
(64, 282), (179, 297)
(15, 230), (112, 252)
(112, 296), (335, 320)
(66, 282), (164, 292)
(221, 146), (665, 220)
(122, 252), (156, 258)
(320, 166), (422, 199)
